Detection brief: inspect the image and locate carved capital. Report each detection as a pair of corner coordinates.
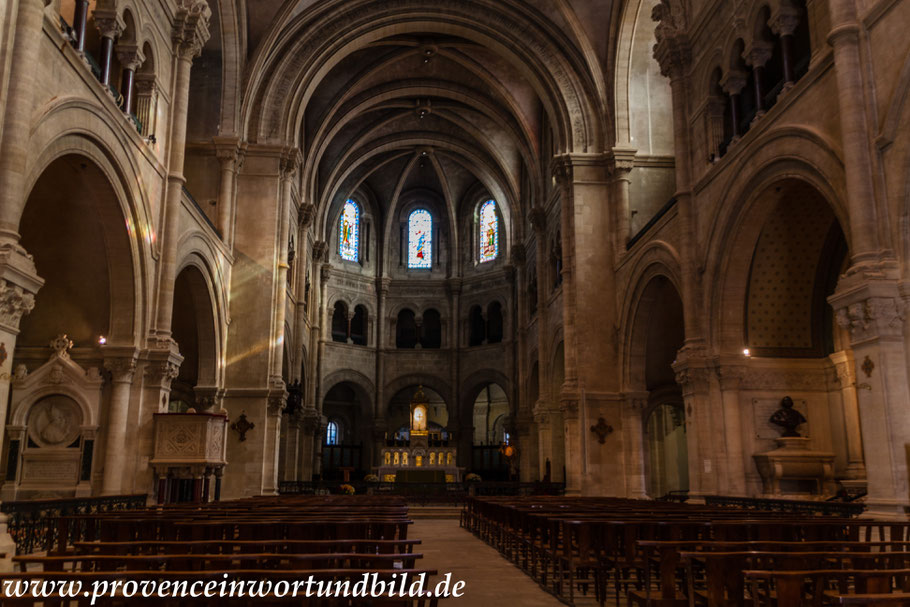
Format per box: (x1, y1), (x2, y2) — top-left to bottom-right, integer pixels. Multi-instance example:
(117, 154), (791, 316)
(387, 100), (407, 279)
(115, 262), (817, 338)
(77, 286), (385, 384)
(770, 5), (802, 37)
(92, 8), (124, 39)
(835, 296), (905, 343)
(320, 263), (332, 283)
(0, 280), (36, 333)
(610, 147), (637, 174)
(114, 43), (145, 71)
(532, 400), (551, 425)
(744, 40), (775, 68)
(298, 203), (316, 228)
(529, 207), (548, 234)
(134, 74), (158, 95)
(720, 69), (748, 95)
(172, 0), (211, 60)
(280, 148), (301, 181)
(652, 0), (691, 79)
(551, 157), (573, 188)
(145, 360), (180, 388)
(313, 241), (329, 263)
(104, 356), (137, 383)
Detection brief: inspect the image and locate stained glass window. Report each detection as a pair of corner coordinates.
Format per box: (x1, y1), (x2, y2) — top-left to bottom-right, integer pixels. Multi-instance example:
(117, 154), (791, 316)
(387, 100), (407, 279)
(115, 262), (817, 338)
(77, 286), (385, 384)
(479, 200), (499, 262)
(326, 421), (339, 445)
(338, 200), (359, 261)
(408, 209), (432, 269)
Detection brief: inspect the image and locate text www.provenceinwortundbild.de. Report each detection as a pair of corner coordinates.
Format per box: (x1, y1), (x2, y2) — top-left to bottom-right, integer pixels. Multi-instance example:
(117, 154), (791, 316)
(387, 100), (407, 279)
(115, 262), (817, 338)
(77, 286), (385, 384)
(2, 572), (466, 604)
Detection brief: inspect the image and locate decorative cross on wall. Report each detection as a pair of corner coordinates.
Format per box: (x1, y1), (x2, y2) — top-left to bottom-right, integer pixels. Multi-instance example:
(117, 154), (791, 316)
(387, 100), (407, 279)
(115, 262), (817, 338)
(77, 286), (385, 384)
(231, 412), (255, 442)
(590, 417), (614, 444)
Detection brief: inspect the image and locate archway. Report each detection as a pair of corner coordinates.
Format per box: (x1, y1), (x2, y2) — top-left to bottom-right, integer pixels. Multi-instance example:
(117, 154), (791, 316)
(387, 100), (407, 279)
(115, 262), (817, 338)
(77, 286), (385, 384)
(470, 383), (511, 481)
(387, 385), (449, 441)
(170, 265), (219, 411)
(18, 154), (136, 350)
(629, 275), (687, 498)
(321, 381), (373, 480)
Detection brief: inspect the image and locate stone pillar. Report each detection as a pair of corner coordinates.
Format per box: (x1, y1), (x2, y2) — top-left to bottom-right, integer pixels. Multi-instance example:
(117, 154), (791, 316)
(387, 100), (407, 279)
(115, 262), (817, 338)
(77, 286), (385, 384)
(0, 0), (51, 244)
(829, 281), (910, 517)
(154, 0), (211, 339)
(826, 0), (880, 264)
(72, 0), (89, 53)
(720, 70), (747, 142)
(101, 352), (138, 495)
(771, 4), (802, 90)
(829, 350), (866, 482)
(610, 147), (636, 257)
(297, 409), (320, 480)
(673, 354), (715, 500)
(134, 75), (157, 138)
(270, 149), (299, 382)
(374, 277), (390, 420)
(622, 392), (648, 498)
(279, 413), (299, 482)
(551, 155), (616, 495)
(115, 44), (144, 115)
(716, 365), (748, 496)
(213, 139), (240, 241)
(515, 413), (536, 482)
(92, 9), (123, 88)
(744, 42), (773, 119)
(529, 207), (551, 481)
(262, 385), (285, 495)
(0, 249), (42, 570)
(533, 402), (552, 481)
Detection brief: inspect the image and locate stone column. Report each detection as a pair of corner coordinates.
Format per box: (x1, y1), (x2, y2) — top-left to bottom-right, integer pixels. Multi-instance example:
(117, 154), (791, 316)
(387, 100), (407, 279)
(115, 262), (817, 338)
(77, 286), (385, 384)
(529, 207), (551, 481)
(154, 0), (211, 339)
(826, 0), (880, 264)
(829, 350), (866, 482)
(134, 76), (157, 138)
(263, 385), (286, 495)
(720, 70), (747, 142)
(610, 147), (636, 257)
(673, 355), (715, 500)
(213, 138), (241, 244)
(0, 250), (42, 571)
(533, 403), (552, 481)
(829, 282), (910, 517)
(551, 155), (616, 495)
(771, 4), (802, 90)
(92, 9), (123, 88)
(115, 44), (144, 115)
(297, 409), (321, 480)
(715, 365), (748, 496)
(101, 353), (138, 495)
(744, 42), (773, 120)
(269, 149), (299, 382)
(72, 0), (89, 53)
(622, 392), (648, 498)
(0, 0), (51, 244)
(374, 277), (390, 420)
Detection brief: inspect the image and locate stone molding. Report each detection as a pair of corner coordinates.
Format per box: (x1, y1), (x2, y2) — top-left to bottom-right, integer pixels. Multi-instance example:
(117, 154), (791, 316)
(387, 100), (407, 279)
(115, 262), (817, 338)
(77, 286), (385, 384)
(172, 0), (211, 60)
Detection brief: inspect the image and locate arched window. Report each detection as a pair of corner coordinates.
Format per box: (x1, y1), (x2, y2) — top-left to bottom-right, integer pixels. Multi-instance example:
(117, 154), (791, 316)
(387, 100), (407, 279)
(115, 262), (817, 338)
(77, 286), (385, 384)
(350, 305), (367, 346)
(331, 301), (348, 343)
(408, 209), (432, 269)
(396, 309), (418, 348)
(339, 200), (360, 261)
(487, 301), (504, 344)
(469, 306), (485, 347)
(479, 200), (499, 263)
(422, 308), (442, 349)
(326, 421), (339, 445)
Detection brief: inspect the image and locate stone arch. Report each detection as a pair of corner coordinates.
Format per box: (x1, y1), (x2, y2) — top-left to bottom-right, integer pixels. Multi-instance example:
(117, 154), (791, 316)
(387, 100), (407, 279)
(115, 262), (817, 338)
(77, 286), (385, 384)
(613, 0), (674, 156)
(170, 261), (220, 409)
(383, 374), (453, 419)
(18, 150), (140, 348)
(460, 370), (513, 420)
(319, 370), (375, 414)
(242, 0), (604, 154)
(621, 245), (684, 389)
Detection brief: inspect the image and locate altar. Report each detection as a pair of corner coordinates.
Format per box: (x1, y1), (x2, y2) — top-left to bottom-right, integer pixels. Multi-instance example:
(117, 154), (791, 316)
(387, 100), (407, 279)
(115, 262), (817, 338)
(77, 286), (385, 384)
(376, 387), (461, 482)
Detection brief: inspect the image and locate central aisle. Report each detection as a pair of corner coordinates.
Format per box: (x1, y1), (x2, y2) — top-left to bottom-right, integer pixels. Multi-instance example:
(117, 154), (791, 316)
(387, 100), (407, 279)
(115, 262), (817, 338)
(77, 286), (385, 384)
(410, 519), (564, 606)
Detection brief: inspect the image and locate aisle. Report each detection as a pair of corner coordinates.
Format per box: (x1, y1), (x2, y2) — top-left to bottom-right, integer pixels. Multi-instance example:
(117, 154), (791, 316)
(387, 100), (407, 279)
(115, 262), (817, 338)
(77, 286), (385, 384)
(410, 519), (564, 606)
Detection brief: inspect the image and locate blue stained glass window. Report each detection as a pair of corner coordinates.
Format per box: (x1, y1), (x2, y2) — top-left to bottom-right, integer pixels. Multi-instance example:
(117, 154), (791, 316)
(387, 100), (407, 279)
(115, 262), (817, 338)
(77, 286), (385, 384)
(479, 200), (499, 263)
(408, 209), (433, 269)
(326, 421), (339, 445)
(339, 200), (359, 261)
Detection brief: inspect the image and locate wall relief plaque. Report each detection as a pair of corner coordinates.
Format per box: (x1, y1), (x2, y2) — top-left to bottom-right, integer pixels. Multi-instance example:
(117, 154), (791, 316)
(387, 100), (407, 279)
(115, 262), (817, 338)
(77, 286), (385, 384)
(27, 395), (81, 448)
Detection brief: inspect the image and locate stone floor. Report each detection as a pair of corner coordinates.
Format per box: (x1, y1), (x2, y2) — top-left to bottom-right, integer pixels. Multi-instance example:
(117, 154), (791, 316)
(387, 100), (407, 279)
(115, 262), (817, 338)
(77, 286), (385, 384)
(411, 519), (564, 606)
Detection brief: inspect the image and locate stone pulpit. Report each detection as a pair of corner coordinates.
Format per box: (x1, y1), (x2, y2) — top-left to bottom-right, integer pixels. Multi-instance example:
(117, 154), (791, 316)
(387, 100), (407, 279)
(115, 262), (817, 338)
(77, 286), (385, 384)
(377, 386), (460, 482)
(151, 411), (228, 503)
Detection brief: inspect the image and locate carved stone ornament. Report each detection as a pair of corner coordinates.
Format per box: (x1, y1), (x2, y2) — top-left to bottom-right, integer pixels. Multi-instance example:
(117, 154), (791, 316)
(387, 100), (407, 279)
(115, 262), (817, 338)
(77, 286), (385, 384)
(172, 0), (212, 60)
(299, 203), (316, 228)
(0, 280), (36, 332)
(231, 412), (255, 442)
(50, 334), (73, 359)
(651, 0), (691, 79)
(28, 395), (81, 448)
(861, 356), (874, 378)
(590, 417), (614, 444)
